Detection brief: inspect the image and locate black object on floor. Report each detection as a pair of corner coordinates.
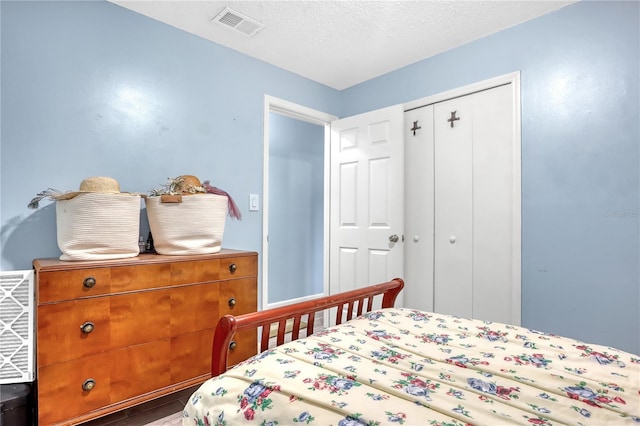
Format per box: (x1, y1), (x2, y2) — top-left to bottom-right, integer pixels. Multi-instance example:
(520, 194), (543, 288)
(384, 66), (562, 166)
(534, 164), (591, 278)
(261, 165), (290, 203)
(0, 383), (33, 426)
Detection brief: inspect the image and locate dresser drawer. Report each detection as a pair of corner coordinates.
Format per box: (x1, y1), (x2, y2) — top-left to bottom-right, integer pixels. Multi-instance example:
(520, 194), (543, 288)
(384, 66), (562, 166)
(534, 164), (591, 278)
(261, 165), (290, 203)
(37, 268), (113, 303)
(168, 255), (258, 285)
(171, 328), (257, 383)
(219, 278), (258, 365)
(219, 277), (258, 316)
(38, 340), (171, 425)
(35, 253), (257, 304)
(170, 283), (220, 336)
(170, 329), (214, 383)
(218, 255), (257, 280)
(38, 290), (171, 366)
(170, 278), (256, 336)
(228, 329), (258, 366)
(37, 351), (112, 425)
(38, 263), (170, 303)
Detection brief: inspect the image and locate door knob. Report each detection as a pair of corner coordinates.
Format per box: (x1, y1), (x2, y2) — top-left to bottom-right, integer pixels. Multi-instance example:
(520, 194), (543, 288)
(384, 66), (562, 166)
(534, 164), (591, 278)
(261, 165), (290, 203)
(389, 234), (399, 243)
(449, 236), (456, 244)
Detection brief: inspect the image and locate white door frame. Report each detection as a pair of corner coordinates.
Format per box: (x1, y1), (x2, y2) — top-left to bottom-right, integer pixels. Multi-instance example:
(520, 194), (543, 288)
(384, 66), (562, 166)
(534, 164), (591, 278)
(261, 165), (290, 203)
(404, 71), (522, 325)
(262, 95), (337, 310)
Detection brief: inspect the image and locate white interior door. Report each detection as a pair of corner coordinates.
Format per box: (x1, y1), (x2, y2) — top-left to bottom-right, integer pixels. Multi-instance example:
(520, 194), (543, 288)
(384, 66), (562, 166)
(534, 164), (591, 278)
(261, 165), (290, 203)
(329, 105), (404, 302)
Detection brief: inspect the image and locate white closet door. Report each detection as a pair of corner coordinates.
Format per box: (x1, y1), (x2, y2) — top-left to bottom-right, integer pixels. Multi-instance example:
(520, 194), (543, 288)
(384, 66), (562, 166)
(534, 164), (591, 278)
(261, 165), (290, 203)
(434, 98), (474, 317)
(433, 84), (516, 323)
(403, 106), (435, 312)
(470, 85), (516, 323)
(404, 80), (520, 325)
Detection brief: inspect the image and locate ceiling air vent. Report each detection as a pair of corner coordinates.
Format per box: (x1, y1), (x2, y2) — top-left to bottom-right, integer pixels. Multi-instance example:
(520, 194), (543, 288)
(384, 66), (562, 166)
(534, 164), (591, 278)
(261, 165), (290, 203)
(213, 7), (265, 37)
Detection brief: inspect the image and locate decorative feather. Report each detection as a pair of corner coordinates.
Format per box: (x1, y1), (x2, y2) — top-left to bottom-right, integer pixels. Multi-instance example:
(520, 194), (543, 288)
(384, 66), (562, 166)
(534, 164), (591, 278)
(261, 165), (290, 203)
(28, 188), (64, 209)
(202, 181), (242, 220)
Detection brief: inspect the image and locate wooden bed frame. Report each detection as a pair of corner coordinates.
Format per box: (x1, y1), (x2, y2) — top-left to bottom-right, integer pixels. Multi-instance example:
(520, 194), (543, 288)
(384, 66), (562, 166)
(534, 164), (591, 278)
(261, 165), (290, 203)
(211, 278), (404, 376)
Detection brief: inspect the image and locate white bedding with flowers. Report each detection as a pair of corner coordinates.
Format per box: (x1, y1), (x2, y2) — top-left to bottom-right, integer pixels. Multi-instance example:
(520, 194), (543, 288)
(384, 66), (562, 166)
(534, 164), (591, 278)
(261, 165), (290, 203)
(183, 308), (640, 425)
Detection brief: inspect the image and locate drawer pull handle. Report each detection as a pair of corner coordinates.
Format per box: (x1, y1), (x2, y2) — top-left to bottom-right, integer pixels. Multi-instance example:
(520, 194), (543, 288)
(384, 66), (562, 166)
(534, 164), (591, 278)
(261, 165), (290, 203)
(83, 277), (97, 288)
(229, 341), (237, 351)
(82, 378), (96, 391)
(228, 298), (237, 307)
(80, 322), (95, 334)
(229, 263), (237, 274)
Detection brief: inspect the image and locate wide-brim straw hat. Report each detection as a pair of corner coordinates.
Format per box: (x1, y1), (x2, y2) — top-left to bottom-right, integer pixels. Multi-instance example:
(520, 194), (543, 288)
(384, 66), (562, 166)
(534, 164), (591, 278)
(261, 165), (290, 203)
(53, 176), (125, 200)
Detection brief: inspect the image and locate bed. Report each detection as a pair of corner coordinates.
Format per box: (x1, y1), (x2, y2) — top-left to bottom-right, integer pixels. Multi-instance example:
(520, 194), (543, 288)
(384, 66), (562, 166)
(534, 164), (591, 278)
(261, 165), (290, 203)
(183, 278), (639, 425)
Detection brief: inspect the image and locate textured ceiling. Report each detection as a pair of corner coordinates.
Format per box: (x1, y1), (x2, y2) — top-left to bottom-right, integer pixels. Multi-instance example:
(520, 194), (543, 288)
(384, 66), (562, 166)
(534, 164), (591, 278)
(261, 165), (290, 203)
(109, 0), (577, 90)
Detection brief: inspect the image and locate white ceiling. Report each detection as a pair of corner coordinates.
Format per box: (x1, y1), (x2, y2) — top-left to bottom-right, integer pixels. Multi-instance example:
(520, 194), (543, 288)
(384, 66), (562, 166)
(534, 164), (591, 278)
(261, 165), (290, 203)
(109, 0), (577, 90)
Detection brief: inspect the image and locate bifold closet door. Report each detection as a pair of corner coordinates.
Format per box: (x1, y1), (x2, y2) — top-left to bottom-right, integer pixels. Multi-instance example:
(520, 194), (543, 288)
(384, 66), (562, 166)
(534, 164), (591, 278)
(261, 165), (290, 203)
(433, 84), (516, 323)
(433, 96), (474, 317)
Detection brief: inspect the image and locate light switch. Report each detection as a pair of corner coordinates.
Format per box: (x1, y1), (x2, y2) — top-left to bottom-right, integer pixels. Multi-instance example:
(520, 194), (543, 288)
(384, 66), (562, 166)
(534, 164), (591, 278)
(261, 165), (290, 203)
(249, 194), (259, 211)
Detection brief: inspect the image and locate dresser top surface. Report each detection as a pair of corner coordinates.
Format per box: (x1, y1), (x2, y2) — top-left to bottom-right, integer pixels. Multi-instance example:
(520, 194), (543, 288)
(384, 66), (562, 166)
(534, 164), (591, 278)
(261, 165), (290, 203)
(33, 249), (258, 271)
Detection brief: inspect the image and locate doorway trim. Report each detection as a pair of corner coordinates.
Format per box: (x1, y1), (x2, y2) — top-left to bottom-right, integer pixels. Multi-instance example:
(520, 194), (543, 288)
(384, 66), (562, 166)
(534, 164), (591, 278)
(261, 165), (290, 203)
(263, 95), (337, 310)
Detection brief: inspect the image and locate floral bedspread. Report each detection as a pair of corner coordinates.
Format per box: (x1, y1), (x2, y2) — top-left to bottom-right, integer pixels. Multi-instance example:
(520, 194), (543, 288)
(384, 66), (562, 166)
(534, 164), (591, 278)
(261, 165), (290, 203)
(183, 308), (640, 425)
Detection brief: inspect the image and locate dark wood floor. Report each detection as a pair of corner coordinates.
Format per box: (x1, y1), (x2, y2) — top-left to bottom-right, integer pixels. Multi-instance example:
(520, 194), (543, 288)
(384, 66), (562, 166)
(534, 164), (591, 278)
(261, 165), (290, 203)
(82, 385), (198, 425)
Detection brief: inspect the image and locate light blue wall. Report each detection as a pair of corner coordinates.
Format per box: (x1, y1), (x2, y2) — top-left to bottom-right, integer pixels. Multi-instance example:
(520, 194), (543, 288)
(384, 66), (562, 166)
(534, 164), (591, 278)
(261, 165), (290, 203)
(268, 113), (324, 304)
(1, 1), (638, 354)
(0, 1), (340, 274)
(341, 1), (639, 354)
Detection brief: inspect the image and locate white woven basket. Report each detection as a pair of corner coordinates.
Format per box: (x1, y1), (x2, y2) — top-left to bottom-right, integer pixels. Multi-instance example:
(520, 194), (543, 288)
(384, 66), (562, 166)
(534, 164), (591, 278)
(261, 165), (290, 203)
(56, 193), (141, 261)
(145, 194), (227, 255)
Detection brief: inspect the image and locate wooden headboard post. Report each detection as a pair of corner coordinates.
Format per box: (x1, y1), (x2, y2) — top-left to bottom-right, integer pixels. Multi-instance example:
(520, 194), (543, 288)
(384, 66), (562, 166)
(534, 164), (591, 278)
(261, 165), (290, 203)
(211, 278), (404, 376)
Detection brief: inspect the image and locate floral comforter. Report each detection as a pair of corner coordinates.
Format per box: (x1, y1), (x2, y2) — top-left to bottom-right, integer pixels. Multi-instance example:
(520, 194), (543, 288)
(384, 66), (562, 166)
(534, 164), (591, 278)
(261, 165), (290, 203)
(183, 308), (639, 425)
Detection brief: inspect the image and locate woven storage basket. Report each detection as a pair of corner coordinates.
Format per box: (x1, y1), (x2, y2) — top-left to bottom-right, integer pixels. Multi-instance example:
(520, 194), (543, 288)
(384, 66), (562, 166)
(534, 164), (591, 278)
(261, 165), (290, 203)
(56, 193), (141, 261)
(145, 194), (227, 255)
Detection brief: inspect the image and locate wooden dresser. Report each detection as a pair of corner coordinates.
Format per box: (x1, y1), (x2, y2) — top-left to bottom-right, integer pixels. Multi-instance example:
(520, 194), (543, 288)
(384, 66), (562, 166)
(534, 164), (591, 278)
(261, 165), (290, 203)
(33, 249), (258, 425)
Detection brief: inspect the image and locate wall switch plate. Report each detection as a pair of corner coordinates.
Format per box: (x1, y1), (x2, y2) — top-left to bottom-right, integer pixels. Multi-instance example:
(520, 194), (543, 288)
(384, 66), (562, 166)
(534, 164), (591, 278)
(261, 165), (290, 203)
(249, 194), (259, 211)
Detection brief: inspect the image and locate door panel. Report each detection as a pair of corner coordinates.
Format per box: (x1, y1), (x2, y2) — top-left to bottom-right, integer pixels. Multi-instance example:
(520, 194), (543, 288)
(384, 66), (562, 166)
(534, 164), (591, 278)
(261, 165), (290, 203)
(403, 105), (435, 312)
(338, 162), (358, 225)
(434, 97), (474, 317)
(470, 85), (515, 322)
(330, 105), (404, 300)
(369, 157), (391, 226)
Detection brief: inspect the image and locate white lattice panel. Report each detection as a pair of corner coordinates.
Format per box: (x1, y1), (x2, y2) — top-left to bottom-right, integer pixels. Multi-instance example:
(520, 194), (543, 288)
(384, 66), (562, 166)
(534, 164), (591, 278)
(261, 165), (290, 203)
(0, 270), (35, 383)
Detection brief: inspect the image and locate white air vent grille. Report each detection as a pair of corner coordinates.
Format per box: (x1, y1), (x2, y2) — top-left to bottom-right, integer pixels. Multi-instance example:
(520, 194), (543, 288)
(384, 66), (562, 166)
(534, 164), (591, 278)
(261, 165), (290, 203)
(213, 7), (265, 37)
(0, 270), (35, 384)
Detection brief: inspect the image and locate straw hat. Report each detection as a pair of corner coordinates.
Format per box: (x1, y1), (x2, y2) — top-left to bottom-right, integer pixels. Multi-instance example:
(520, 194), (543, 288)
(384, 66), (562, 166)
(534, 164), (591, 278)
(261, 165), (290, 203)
(53, 176), (122, 200)
(28, 176), (130, 209)
(177, 175), (204, 194)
